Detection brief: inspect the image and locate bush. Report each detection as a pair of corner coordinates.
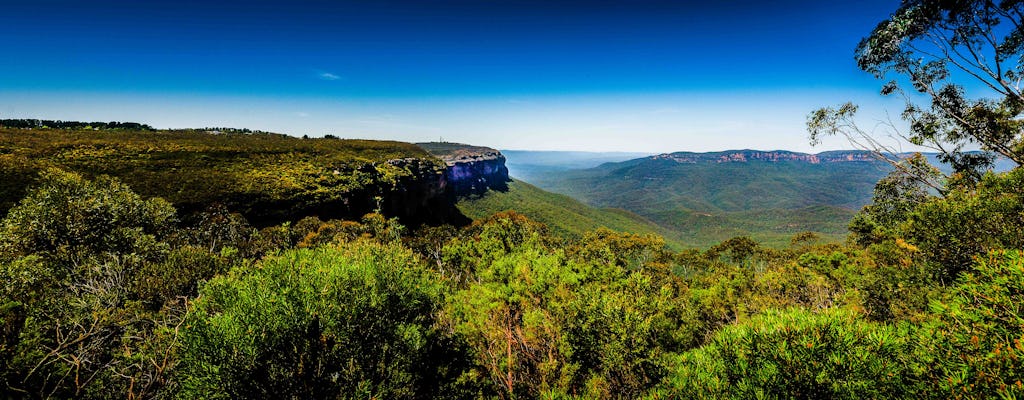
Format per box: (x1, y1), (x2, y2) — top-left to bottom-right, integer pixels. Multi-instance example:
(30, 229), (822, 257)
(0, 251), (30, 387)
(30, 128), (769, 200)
(651, 308), (922, 399)
(0, 168), (176, 265)
(904, 169), (1024, 283)
(0, 170), (182, 398)
(176, 242), (464, 399)
(918, 250), (1024, 399)
(442, 214), (693, 398)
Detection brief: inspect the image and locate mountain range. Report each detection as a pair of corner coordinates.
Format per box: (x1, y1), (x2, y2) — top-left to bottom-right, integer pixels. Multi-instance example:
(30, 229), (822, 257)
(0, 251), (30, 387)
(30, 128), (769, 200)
(508, 149), (892, 247)
(498, 148), (1015, 247)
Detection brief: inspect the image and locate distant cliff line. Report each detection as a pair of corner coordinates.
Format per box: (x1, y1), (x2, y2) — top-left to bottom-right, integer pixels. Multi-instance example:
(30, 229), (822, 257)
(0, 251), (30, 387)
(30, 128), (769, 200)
(645, 150), (1017, 173)
(651, 150), (880, 164)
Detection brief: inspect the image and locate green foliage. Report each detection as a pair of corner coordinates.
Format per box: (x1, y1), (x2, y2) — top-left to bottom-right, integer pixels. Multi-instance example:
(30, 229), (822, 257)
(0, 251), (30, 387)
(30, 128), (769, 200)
(0, 127), (446, 225)
(0, 154), (38, 215)
(525, 154), (886, 248)
(0, 170), (218, 398)
(707, 236), (760, 266)
(864, 154), (942, 229)
(651, 308), (921, 399)
(812, 1), (1024, 190)
(856, 0), (1024, 169)
(903, 168), (1024, 282)
(570, 228), (674, 273)
(176, 242), (465, 399)
(441, 213), (693, 398)
(133, 245), (232, 308)
(755, 251), (857, 312)
(919, 250), (1024, 399)
(181, 204), (253, 253)
(0, 168), (176, 265)
(456, 180), (678, 248)
(288, 213), (406, 249)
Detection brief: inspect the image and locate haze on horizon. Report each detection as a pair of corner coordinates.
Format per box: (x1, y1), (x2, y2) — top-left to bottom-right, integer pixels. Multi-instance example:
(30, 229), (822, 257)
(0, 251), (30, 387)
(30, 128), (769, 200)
(1, 0), (905, 153)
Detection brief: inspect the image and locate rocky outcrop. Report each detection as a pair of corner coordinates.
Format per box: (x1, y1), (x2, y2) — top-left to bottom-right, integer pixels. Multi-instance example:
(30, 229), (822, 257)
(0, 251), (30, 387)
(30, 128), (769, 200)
(334, 142), (510, 227)
(376, 157), (466, 226)
(651, 150), (877, 164)
(417, 142), (511, 197)
(441, 151), (510, 196)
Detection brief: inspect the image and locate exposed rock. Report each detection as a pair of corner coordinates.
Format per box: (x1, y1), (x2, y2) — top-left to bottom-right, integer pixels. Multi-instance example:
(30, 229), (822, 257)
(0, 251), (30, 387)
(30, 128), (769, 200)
(417, 142), (511, 197)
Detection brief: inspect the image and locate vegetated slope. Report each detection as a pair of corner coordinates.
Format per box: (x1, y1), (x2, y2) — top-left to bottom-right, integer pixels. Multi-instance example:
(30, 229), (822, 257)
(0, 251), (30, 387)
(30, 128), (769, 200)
(417, 142), (501, 159)
(0, 127), (459, 225)
(528, 150), (892, 248)
(417, 143), (677, 247)
(456, 179), (683, 248)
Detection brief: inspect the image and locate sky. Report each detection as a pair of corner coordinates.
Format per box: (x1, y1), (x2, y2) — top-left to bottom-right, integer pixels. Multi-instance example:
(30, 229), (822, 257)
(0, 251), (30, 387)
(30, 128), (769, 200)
(0, 0), (909, 152)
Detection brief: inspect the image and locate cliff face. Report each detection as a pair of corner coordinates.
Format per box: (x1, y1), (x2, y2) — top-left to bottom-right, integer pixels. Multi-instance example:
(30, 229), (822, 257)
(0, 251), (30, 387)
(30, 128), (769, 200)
(441, 151), (511, 196)
(651, 150), (877, 164)
(361, 157), (464, 226)
(358, 143), (511, 227)
(416, 142), (512, 197)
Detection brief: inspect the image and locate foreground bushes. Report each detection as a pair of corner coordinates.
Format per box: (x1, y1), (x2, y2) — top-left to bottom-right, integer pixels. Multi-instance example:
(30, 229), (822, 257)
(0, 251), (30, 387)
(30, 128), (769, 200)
(650, 309), (920, 399)
(2, 169), (1024, 398)
(0, 170), (182, 398)
(921, 250), (1024, 399)
(441, 222), (693, 398)
(176, 243), (466, 399)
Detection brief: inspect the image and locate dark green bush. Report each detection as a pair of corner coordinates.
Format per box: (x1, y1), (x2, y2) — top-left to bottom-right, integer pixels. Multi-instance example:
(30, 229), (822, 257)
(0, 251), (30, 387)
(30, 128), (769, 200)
(176, 242), (465, 399)
(651, 308), (921, 399)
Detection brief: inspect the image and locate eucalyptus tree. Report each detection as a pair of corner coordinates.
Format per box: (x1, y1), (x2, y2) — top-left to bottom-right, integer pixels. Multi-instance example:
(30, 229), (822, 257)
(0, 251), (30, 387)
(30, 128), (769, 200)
(810, 0), (1024, 187)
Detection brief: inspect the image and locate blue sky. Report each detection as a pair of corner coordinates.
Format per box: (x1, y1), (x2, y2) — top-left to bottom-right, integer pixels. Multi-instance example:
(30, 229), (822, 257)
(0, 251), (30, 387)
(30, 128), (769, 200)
(1, 0), (906, 151)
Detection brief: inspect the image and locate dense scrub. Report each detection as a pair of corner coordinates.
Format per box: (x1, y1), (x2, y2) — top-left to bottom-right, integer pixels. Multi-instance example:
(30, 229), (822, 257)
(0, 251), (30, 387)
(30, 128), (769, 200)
(1, 159), (1022, 398)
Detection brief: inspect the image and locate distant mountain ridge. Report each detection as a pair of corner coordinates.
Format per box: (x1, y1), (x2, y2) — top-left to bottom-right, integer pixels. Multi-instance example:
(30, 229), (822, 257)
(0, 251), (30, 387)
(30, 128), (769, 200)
(651, 150), (877, 164)
(500, 150), (653, 182)
(522, 149), (895, 248)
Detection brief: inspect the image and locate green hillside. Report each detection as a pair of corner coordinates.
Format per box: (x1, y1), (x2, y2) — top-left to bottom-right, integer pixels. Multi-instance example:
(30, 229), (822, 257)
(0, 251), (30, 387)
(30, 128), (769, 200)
(455, 179), (684, 248)
(644, 205), (857, 248)
(0, 127), (449, 225)
(527, 151), (892, 248)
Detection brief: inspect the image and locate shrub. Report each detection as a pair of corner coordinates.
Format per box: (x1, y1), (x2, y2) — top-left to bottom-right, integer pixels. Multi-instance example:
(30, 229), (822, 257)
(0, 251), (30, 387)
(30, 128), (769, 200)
(651, 308), (921, 399)
(176, 242), (463, 399)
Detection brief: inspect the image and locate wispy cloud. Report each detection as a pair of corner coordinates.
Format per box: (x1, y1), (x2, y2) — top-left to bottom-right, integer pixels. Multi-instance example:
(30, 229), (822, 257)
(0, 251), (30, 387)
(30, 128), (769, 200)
(294, 111), (310, 118)
(317, 71), (341, 81)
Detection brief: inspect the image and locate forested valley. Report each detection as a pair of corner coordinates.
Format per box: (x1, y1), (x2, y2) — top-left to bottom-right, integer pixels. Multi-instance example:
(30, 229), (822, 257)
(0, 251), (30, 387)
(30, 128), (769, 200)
(5, 0), (1024, 398)
(0, 120), (1022, 399)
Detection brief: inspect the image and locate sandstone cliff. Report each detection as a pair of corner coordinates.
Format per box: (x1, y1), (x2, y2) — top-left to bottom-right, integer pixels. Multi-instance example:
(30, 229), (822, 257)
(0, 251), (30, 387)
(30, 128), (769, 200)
(651, 150), (877, 164)
(417, 142), (511, 197)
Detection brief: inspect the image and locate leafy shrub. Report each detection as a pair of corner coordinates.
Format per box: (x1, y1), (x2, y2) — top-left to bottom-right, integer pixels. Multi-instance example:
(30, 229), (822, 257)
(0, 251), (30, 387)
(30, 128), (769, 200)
(442, 213), (693, 398)
(133, 245), (231, 308)
(176, 242), (465, 399)
(0, 168), (176, 266)
(904, 168), (1024, 283)
(0, 170), (189, 398)
(918, 250), (1024, 399)
(651, 308), (921, 399)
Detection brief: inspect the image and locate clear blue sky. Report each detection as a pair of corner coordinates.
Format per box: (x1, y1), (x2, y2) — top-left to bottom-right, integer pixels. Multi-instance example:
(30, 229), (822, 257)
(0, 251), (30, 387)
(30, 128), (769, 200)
(1, 0), (904, 151)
